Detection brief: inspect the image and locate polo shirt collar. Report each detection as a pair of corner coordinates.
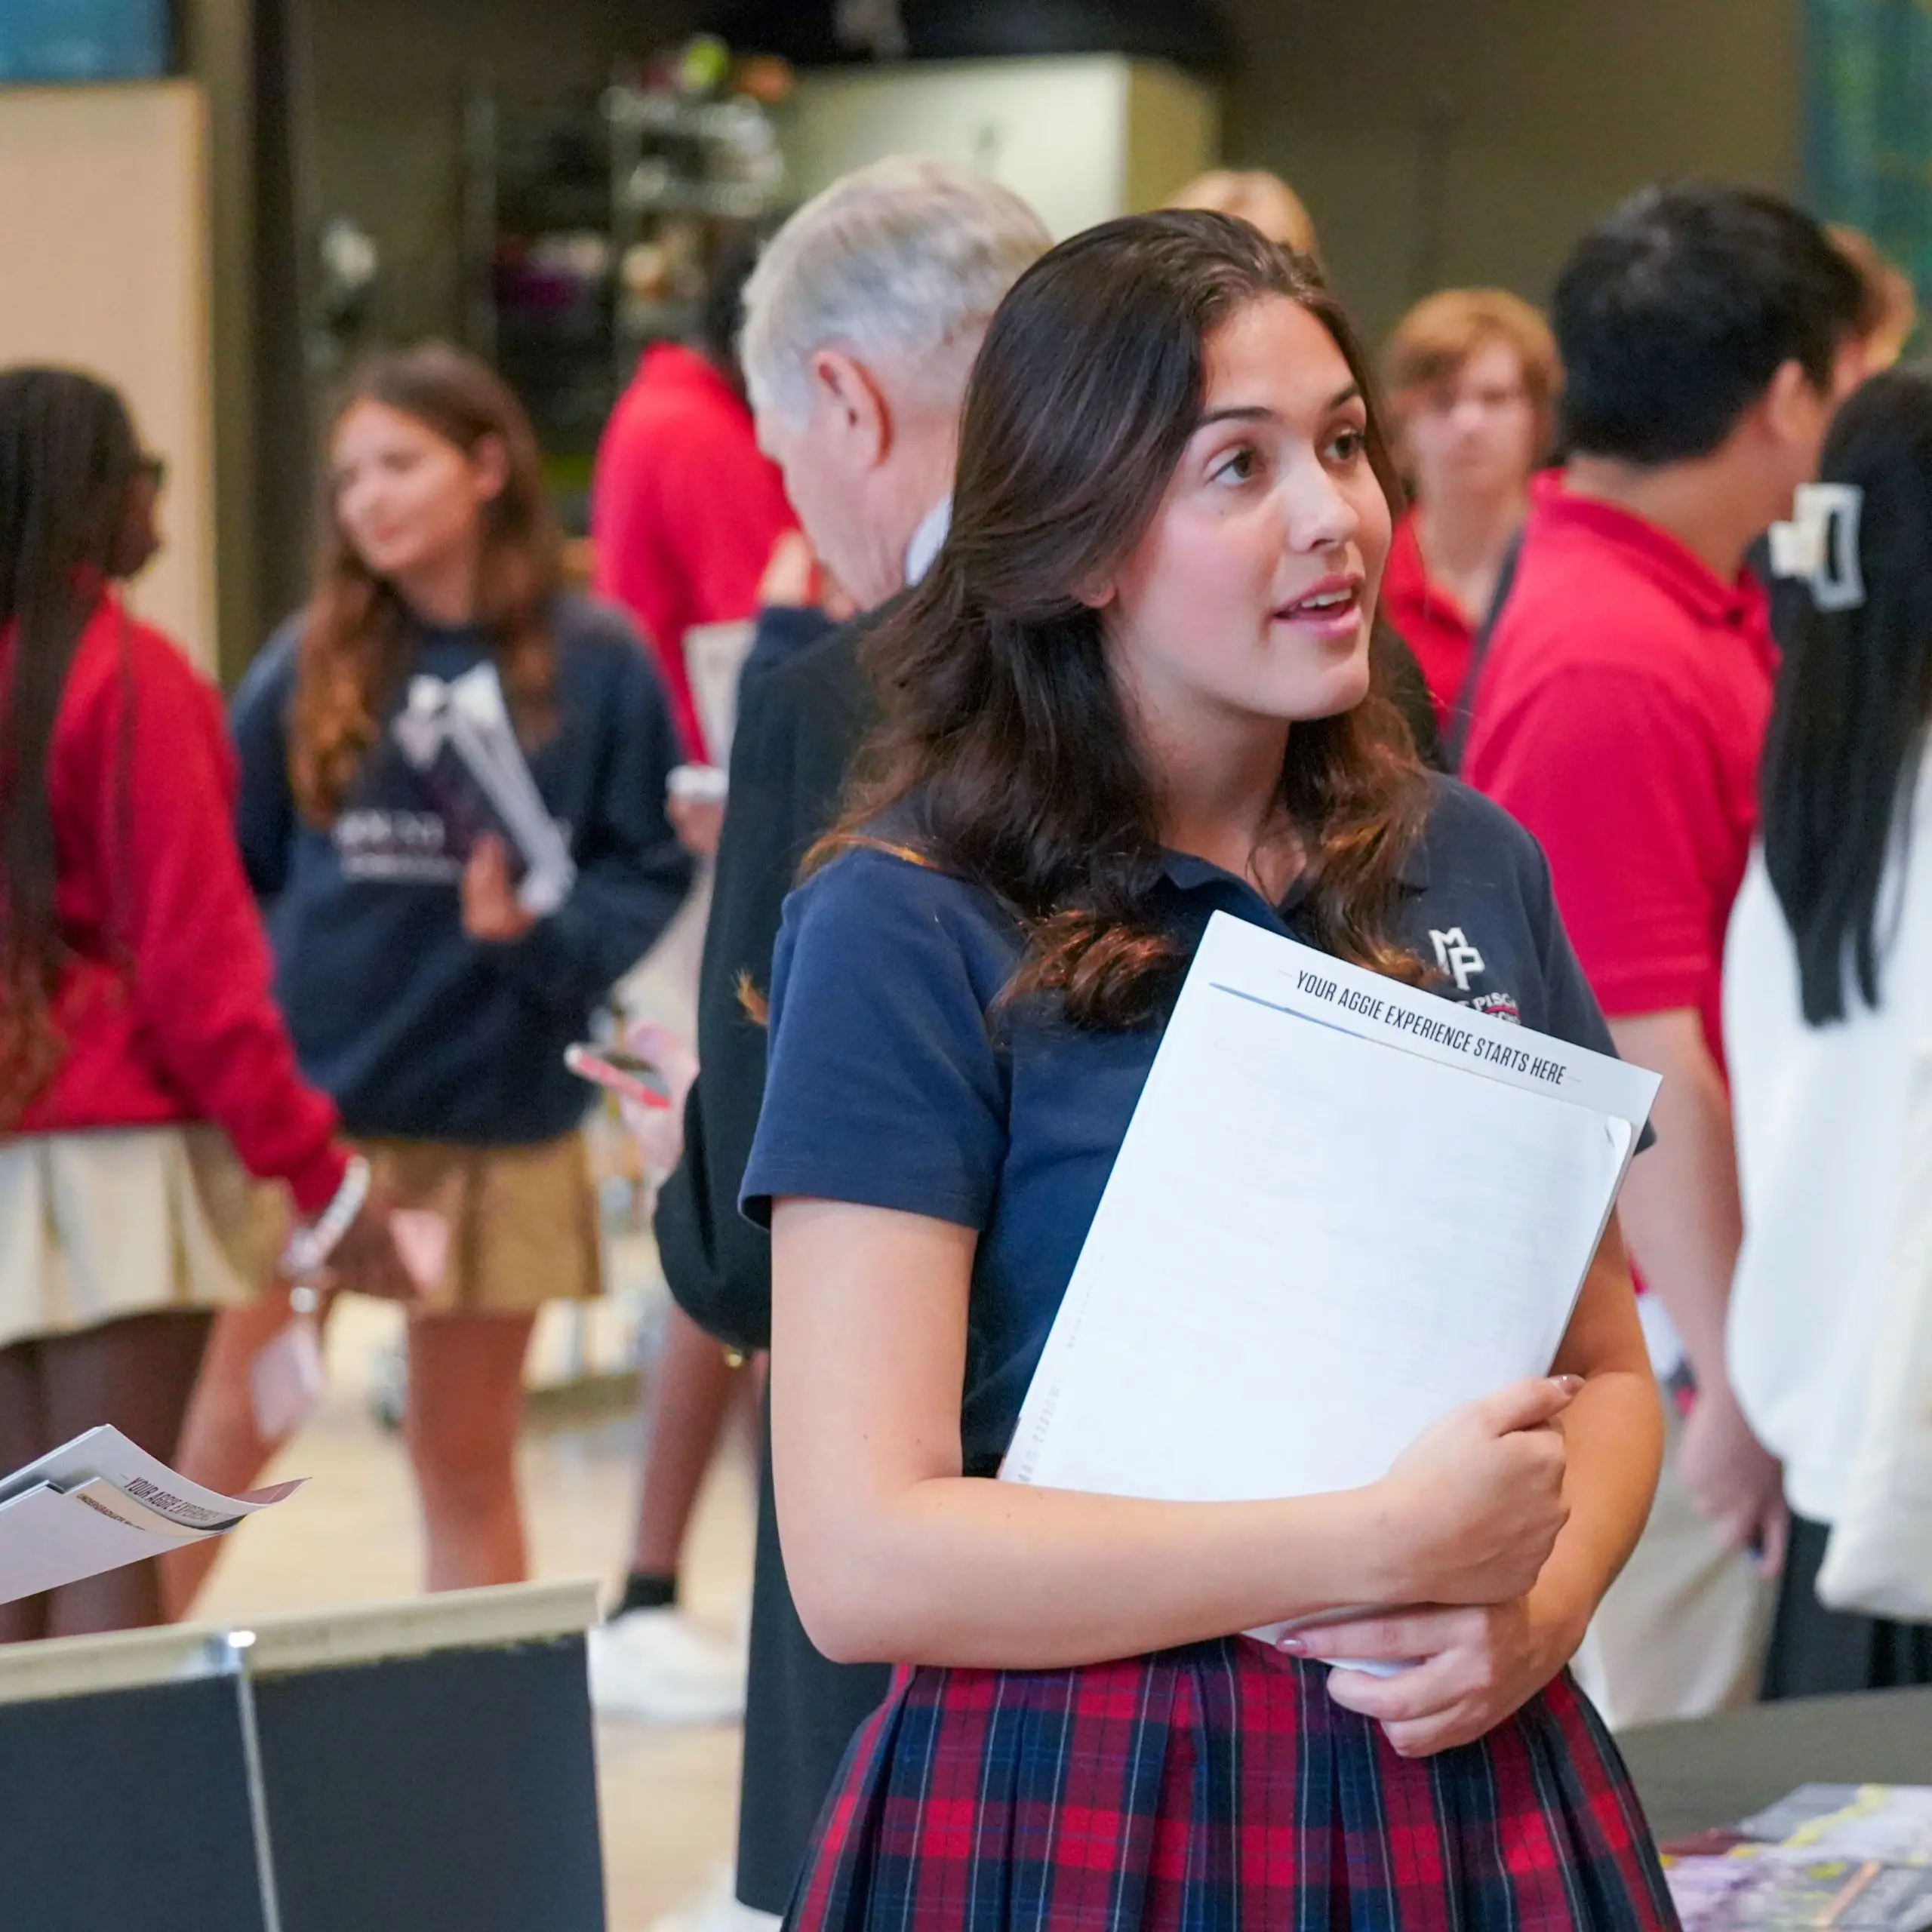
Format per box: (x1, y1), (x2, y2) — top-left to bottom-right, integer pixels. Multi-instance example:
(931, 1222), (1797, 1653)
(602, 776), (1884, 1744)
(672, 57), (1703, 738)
(906, 497), (952, 586)
(1530, 470), (1767, 632)
(1160, 817), (1430, 913)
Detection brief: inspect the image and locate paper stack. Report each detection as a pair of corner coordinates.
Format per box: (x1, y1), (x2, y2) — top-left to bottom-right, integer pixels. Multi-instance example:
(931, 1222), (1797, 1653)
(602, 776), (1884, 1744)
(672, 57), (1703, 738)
(392, 662), (577, 916)
(0, 1426), (303, 1605)
(1003, 912), (1660, 1512)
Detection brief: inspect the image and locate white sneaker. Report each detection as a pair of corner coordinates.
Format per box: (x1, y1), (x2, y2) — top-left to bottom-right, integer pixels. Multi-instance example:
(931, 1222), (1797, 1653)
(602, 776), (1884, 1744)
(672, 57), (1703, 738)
(589, 1606), (747, 1724)
(647, 1864), (780, 1932)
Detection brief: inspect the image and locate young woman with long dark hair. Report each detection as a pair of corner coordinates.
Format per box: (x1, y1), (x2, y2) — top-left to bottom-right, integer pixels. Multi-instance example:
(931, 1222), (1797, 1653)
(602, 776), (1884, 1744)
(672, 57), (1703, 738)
(1727, 365), (1932, 1697)
(168, 343), (691, 1607)
(0, 368), (408, 1642)
(740, 214), (1672, 1928)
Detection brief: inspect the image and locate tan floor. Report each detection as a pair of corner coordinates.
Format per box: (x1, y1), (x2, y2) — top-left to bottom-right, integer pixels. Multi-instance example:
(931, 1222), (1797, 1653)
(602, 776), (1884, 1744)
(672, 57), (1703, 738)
(192, 1297), (756, 1932)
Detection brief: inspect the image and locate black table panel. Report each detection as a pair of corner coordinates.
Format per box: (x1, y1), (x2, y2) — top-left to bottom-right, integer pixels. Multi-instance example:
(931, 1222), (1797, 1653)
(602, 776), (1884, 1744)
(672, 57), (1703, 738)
(251, 1632), (604, 1932)
(0, 1675), (267, 1932)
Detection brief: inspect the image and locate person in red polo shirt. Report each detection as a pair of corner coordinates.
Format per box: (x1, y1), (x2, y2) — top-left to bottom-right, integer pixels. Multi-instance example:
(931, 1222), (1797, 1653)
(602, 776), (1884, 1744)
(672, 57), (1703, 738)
(592, 222), (798, 768)
(1464, 184), (1867, 1727)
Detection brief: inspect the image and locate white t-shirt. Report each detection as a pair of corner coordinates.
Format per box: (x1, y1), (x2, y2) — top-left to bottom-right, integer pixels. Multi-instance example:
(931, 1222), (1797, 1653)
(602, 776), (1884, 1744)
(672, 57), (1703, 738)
(1724, 750), (1932, 1524)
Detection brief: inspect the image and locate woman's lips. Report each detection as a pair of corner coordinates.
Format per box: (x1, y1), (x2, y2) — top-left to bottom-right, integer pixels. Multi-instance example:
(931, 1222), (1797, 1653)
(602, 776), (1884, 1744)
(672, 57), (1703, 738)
(1272, 578), (1364, 638)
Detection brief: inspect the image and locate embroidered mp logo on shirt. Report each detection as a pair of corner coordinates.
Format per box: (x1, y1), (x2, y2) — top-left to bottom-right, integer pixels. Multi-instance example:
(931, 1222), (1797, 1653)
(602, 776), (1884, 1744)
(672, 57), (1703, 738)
(1429, 926), (1485, 991)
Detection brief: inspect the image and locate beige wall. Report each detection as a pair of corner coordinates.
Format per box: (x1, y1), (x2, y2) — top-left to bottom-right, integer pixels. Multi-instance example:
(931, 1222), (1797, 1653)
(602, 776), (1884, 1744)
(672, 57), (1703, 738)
(0, 81), (217, 669)
(1218, 0), (1803, 342)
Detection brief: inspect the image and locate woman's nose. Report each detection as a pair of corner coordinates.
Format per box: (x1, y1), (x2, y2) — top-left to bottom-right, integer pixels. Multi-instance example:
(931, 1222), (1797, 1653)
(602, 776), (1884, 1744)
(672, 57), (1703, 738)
(1282, 469), (1359, 552)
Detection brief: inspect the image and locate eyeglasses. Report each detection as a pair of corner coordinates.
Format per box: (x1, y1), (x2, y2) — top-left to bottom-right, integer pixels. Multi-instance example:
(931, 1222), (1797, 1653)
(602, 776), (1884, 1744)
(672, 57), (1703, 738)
(1417, 383), (1531, 420)
(137, 453), (168, 489)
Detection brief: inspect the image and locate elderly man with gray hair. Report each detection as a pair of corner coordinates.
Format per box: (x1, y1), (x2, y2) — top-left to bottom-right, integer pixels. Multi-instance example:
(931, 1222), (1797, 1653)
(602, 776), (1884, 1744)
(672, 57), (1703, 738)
(650, 157), (1048, 1930)
(740, 153), (1046, 608)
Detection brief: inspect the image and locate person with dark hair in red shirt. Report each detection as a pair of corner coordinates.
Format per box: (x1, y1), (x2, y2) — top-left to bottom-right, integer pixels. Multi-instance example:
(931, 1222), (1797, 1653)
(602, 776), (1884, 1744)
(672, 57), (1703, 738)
(0, 367), (411, 1644)
(1463, 183), (1869, 1727)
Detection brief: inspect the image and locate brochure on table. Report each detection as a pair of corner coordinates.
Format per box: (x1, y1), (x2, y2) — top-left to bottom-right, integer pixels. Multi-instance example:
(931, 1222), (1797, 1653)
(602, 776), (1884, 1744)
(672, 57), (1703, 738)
(1663, 1783), (1932, 1930)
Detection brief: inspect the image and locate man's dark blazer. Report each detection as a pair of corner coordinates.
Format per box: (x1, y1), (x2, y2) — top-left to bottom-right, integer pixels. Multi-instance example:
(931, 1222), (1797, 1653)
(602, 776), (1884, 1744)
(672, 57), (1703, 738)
(653, 603), (896, 1915)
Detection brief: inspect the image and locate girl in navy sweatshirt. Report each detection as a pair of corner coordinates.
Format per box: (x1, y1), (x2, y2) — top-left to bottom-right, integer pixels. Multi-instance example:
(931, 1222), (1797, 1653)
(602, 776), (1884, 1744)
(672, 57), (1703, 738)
(170, 343), (691, 1604)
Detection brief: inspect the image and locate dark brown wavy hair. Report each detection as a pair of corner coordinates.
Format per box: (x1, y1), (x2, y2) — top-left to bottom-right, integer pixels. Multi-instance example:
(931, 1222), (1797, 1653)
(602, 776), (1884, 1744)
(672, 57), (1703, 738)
(0, 368), (141, 1120)
(818, 211), (1431, 1026)
(290, 340), (560, 823)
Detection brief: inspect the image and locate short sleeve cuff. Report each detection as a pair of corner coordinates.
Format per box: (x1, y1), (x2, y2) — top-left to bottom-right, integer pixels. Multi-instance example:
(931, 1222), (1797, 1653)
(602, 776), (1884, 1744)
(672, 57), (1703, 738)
(1586, 955), (1713, 1020)
(741, 1164), (991, 1231)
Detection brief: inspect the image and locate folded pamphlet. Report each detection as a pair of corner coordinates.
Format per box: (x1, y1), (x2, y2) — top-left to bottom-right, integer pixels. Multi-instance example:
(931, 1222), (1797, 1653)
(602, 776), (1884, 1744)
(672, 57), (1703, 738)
(0, 1426), (303, 1604)
(392, 663), (576, 916)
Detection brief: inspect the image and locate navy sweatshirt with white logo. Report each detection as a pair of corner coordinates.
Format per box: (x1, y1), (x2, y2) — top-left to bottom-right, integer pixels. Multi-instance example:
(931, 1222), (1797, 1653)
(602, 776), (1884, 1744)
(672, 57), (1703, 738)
(230, 595), (693, 1143)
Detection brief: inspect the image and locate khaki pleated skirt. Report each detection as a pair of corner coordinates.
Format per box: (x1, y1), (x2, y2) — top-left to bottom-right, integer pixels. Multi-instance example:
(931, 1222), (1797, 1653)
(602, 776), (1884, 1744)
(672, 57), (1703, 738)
(0, 1126), (601, 1348)
(355, 1132), (602, 1313)
(0, 1125), (288, 1352)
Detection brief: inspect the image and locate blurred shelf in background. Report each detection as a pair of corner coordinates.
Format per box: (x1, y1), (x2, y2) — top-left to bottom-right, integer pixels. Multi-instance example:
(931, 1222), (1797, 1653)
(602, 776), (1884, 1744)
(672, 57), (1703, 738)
(463, 42), (789, 534)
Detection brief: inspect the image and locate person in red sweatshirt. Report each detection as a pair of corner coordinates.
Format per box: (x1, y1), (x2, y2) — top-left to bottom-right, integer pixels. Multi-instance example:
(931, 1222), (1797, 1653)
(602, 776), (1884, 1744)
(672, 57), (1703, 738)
(0, 368), (408, 1643)
(592, 220), (798, 769)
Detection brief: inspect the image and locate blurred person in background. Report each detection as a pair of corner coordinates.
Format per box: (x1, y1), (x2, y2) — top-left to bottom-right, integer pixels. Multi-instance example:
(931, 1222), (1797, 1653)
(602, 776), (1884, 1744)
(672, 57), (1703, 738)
(592, 217), (798, 779)
(1758, 226), (1916, 648)
(1383, 289), (1559, 752)
(1167, 167), (1319, 257)
(167, 343), (691, 1611)
(1829, 225), (1918, 374)
(638, 157), (1049, 1930)
(0, 368), (409, 1643)
(1727, 366), (1932, 1697)
(586, 221), (801, 1727)
(1463, 183), (1867, 1727)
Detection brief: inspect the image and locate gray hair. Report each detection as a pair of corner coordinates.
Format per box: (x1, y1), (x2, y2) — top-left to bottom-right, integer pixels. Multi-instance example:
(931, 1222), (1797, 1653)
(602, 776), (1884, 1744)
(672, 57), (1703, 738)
(740, 155), (1051, 423)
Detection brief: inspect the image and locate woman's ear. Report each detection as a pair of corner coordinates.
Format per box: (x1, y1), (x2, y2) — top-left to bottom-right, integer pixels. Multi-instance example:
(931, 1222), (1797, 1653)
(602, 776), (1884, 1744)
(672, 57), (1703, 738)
(1072, 567), (1118, 612)
(469, 432), (512, 506)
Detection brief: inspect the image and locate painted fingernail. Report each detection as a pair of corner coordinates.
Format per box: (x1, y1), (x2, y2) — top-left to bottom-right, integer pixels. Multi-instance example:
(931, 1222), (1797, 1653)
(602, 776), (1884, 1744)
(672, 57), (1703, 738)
(1278, 1635), (1308, 1655)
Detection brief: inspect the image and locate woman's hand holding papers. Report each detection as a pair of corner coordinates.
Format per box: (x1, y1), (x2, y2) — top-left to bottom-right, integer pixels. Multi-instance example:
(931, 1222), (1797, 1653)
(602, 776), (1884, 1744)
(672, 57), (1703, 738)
(460, 835), (538, 943)
(1369, 1375), (1579, 1606)
(1282, 1374), (1582, 1756)
(326, 1178), (423, 1305)
(1299, 1598), (1567, 1757)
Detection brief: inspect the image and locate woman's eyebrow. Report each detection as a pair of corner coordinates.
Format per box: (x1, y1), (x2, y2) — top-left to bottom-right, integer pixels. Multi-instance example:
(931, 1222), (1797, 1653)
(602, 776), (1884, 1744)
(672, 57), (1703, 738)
(1195, 383), (1363, 430)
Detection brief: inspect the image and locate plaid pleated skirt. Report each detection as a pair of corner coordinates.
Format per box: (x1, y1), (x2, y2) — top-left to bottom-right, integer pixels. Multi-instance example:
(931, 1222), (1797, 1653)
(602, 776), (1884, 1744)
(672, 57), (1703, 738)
(786, 1638), (1679, 1932)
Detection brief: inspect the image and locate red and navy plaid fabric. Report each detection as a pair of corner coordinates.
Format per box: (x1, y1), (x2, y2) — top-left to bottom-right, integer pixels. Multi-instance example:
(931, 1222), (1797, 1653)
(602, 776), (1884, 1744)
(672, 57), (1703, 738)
(786, 1639), (1679, 1930)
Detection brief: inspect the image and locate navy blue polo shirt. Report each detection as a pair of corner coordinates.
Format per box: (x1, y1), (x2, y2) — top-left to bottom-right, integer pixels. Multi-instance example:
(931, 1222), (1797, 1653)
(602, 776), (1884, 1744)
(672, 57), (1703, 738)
(743, 776), (1623, 1478)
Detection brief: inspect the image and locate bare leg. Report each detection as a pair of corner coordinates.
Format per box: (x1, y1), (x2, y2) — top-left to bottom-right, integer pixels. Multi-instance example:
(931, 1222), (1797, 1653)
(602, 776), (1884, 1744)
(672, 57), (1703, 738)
(39, 1310), (214, 1636)
(0, 1340), (51, 1644)
(629, 1303), (740, 1583)
(405, 1310), (537, 1591)
(163, 1286), (319, 1619)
